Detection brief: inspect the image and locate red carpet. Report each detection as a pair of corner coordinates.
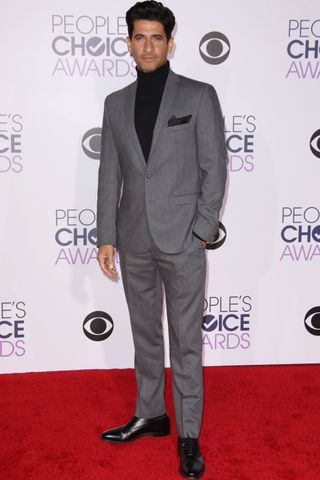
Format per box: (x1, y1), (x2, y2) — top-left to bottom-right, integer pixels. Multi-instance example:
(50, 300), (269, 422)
(1, 365), (320, 479)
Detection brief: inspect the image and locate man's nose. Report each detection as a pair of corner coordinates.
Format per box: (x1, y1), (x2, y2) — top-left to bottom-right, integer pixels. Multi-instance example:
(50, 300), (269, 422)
(144, 38), (154, 52)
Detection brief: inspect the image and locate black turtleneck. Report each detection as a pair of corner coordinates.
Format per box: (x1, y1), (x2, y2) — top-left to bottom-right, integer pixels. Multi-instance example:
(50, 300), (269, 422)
(134, 60), (170, 162)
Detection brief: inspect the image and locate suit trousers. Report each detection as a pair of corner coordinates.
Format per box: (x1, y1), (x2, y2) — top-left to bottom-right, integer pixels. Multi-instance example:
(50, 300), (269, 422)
(118, 228), (206, 438)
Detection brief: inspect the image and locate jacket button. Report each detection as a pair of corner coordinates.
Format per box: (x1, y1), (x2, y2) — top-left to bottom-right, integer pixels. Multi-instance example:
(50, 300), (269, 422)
(146, 173), (152, 178)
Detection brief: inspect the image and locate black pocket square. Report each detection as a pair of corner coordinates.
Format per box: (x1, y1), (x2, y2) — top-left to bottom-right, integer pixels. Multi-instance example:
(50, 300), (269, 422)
(168, 114), (192, 127)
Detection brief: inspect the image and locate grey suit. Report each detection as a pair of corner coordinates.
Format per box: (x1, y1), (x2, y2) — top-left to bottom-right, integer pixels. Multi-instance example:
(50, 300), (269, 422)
(97, 68), (226, 437)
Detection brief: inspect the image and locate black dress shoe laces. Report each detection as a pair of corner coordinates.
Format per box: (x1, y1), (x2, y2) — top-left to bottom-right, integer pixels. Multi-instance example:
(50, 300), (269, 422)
(181, 437), (199, 456)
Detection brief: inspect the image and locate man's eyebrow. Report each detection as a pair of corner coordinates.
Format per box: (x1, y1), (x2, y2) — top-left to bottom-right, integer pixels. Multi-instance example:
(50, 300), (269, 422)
(133, 33), (164, 37)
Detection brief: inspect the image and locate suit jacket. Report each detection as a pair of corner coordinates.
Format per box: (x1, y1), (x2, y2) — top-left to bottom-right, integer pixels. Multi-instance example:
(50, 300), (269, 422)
(96, 68), (227, 254)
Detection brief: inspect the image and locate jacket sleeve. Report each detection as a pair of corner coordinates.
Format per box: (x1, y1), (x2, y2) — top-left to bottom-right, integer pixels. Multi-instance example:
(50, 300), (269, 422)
(96, 96), (122, 247)
(193, 84), (227, 242)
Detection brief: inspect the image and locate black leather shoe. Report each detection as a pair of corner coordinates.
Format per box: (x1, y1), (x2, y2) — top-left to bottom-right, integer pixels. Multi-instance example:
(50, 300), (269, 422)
(101, 413), (170, 442)
(178, 435), (205, 478)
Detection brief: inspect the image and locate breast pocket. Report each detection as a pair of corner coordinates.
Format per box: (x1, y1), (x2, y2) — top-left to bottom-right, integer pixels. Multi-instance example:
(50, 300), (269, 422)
(167, 123), (193, 134)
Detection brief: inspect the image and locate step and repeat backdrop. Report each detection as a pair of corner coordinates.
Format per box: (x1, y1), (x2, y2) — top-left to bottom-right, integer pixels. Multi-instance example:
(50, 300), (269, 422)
(1, 0), (319, 373)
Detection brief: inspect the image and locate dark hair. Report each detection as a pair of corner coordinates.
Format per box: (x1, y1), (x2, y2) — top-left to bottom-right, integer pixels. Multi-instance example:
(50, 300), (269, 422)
(126, 1), (175, 41)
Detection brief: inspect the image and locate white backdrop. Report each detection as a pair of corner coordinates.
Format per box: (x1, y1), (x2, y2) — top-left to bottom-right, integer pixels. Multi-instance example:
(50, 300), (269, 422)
(1, 0), (319, 373)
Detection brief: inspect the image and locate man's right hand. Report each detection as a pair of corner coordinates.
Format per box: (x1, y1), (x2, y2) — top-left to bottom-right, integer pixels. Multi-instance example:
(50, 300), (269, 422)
(97, 244), (118, 278)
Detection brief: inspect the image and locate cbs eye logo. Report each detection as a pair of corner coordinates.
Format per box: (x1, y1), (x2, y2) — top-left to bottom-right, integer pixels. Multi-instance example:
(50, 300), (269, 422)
(83, 311), (114, 341)
(82, 128), (101, 160)
(205, 222), (227, 250)
(199, 32), (230, 65)
(304, 307), (320, 336)
(310, 129), (320, 159)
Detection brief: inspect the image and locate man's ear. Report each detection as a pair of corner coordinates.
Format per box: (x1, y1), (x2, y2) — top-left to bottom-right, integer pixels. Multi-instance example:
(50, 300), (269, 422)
(168, 36), (174, 53)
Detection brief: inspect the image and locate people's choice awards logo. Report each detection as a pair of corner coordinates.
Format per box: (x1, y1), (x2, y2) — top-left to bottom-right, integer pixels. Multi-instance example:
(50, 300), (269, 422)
(280, 207), (320, 261)
(83, 311), (114, 341)
(54, 208), (97, 265)
(199, 32), (230, 64)
(51, 14), (136, 77)
(304, 307), (320, 336)
(0, 113), (23, 174)
(0, 301), (26, 358)
(225, 114), (256, 173)
(286, 19), (320, 79)
(310, 129), (320, 158)
(82, 128), (101, 159)
(202, 295), (252, 350)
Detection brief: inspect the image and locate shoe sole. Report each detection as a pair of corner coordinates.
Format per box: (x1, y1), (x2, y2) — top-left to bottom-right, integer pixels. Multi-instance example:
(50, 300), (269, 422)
(101, 430), (170, 443)
(178, 468), (205, 479)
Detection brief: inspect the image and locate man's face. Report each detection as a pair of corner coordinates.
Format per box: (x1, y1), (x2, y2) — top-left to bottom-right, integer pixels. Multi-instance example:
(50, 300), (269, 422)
(126, 19), (174, 72)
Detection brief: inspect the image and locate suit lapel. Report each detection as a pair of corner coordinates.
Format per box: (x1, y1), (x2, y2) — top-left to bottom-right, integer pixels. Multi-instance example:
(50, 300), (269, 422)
(125, 80), (145, 169)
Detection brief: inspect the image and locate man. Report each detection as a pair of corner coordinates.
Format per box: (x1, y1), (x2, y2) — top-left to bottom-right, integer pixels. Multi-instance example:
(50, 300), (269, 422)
(96, 1), (227, 478)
